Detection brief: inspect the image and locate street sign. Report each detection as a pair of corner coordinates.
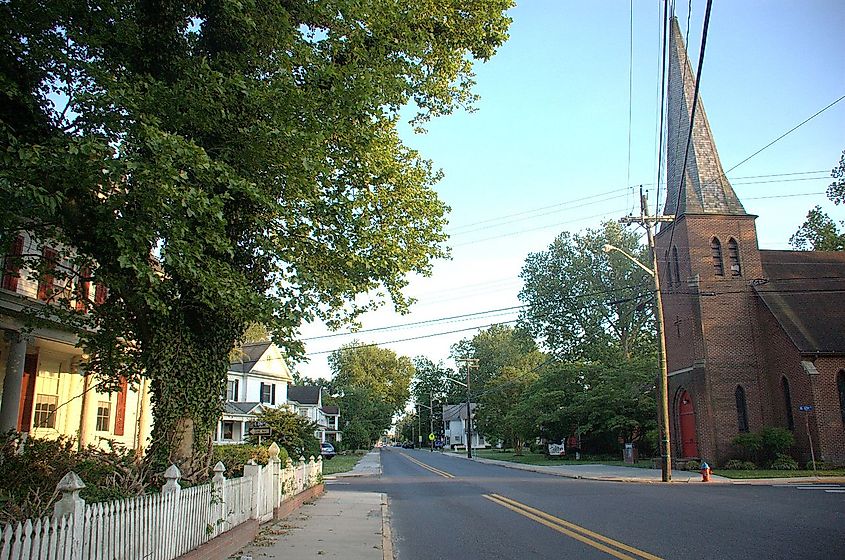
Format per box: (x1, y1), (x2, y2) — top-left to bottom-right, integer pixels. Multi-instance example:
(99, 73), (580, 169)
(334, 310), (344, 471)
(798, 405), (814, 412)
(252, 421), (269, 428)
(428, 433), (435, 441)
(548, 442), (565, 456)
(249, 427), (272, 436)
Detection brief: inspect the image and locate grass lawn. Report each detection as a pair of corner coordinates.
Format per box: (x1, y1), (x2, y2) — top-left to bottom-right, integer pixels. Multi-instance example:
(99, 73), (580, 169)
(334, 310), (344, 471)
(321, 451), (368, 476)
(713, 469), (845, 479)
(470, 449), (653, 469)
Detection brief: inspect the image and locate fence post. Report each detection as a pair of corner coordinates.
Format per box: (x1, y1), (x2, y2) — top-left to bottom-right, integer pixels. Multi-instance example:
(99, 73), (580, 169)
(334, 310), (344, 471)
(53, 471), (86, 560)
(307, 456), (315, 488)
(298, 456), (306, 494)
(268, 443), (282, 511)
(162, 465), (182, 558)
(212, 461), (226, 536)
(316, 455), (323, 482)
(283, 458), (294, 501)
(243, 460), (261, 520)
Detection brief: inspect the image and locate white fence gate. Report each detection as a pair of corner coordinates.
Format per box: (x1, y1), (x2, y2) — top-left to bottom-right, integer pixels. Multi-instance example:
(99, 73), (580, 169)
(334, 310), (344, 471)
(1, 443), (322, 560)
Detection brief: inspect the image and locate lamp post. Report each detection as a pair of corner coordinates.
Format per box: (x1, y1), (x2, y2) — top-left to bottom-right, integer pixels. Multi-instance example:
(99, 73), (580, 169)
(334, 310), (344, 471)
(603, 240), (672, 482)
(417, 398), (436, 451)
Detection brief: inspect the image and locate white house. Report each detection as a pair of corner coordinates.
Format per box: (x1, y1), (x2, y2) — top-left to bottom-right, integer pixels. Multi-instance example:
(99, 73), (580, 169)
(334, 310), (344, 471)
(442, 403), (487, 450)
(0, 232), (153, 452)
(215, 341), (293, 444)
(287, 385), (341, 444)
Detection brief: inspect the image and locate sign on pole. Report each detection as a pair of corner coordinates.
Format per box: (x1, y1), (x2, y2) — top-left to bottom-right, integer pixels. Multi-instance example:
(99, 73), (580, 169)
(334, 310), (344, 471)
(249, 426), (272, 436)
(428, 433), (435, 442)
(798, 405), (814, 412)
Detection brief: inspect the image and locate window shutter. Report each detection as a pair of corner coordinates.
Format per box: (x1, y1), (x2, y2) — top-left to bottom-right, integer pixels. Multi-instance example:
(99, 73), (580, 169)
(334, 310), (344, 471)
(94, 284), (107, 305)
(114, 376), (128, 436)
(271, 384), (276, 405)
(234, 379), (239, 401)
(2, 235), (24, 292)
(76, 267), (91, 311)
(37, 247), (57, 301)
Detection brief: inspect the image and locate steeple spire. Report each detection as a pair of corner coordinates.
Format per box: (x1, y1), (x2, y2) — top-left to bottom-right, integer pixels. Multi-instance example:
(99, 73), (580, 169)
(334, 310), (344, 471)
(664, 17), (746, 218)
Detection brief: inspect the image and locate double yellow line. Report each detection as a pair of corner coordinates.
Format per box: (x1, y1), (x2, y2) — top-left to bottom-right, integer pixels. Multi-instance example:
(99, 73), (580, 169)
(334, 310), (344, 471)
(400, 453), (455, 479)
(484, 494), (662, 560)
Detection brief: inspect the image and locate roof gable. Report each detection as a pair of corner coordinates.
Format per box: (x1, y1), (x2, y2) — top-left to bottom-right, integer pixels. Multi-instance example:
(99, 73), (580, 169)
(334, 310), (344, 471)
(287, 385), (322, 405)
(229, 342), (293, 382)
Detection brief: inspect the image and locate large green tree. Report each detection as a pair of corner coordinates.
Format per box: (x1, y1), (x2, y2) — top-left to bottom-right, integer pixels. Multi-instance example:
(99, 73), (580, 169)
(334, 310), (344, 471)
(790, 150), (845, 251)
(450, 325), (545, 452)
(0, 1), (512, 475)
(410, 356), (458, 440)
(518, 221), (654, 361)
(329, 342), (413, 447)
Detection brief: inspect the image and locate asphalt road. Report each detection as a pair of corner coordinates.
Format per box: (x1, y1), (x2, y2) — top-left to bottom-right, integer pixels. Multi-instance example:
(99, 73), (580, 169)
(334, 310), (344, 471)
(334, 448), (845, 560)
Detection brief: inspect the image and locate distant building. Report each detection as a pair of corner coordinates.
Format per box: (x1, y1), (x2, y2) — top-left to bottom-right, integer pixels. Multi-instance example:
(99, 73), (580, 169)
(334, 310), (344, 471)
(442, 403), (487, 450)
(215, 341), (293, 444)
(287, 385), (341, 444)
(659, 18), (845, 466)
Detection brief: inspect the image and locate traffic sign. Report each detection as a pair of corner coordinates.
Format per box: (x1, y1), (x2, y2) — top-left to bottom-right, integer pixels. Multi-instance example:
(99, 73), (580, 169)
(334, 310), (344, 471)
(798, 405), (814, 412)
(249, 426), (272, 436)
(253, 421), (269, 428)
(428, 433), (435, 441)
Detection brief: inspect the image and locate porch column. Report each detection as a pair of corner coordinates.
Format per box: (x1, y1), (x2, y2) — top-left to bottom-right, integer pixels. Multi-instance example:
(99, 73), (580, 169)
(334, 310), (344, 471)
(0, 331), (26, 432)
(78, 374), (93, 449)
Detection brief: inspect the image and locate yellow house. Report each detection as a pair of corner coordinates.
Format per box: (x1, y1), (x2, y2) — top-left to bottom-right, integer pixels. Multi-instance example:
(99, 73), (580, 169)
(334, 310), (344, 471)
(0, 232), (152, 452)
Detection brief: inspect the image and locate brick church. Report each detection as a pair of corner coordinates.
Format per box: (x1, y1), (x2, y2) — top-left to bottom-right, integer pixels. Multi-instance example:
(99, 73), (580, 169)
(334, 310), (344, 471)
(656, 19), (845, 466)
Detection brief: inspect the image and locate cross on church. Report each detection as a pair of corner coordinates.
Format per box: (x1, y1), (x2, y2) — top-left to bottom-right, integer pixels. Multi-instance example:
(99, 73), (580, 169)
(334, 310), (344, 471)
(674, 316), (682, 337)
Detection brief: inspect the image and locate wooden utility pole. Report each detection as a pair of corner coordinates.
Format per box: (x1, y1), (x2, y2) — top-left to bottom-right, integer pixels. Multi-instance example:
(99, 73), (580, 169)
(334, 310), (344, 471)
(455, 358), (479, 459)
(620, 188), (674, 482)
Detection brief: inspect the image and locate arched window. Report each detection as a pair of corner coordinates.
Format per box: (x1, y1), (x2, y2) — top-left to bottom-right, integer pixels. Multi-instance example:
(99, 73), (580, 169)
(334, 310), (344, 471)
(735, 386), (749, 433)
(664, 250), (673, 285)
(672, 246), (681, 286)
(711, 237), (724, 276)
(782, 377), (794, 431)
(838, 370), (845, 426)
(728, 238), (741, 276)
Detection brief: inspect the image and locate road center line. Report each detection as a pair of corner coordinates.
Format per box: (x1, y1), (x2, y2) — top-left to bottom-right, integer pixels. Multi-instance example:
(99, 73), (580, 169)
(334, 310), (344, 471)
(400, 453), (455, 479)
(484, 494), (663, 560)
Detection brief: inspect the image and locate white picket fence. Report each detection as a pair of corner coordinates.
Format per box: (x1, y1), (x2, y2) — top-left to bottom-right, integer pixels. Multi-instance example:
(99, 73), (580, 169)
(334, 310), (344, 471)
(0, 443), (322, 560)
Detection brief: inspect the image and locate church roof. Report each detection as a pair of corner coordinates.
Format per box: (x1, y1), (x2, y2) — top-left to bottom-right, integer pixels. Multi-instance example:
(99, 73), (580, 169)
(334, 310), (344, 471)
(663, 17), (746, 221)
(755, 250), (845, 354)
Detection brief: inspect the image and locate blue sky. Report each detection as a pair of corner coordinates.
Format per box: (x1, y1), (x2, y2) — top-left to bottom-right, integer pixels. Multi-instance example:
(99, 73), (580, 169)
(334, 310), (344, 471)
(296, 1), (845, 380)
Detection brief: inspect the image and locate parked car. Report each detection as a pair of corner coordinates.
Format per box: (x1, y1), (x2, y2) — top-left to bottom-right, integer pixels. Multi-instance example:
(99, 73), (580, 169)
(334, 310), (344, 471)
(320, 442), (336, 460)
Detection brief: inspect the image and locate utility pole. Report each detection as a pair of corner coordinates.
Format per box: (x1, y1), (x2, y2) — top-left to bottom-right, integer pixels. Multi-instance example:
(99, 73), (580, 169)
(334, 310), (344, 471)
(430, 393), (435, 452)
(455, 357), (479, 459)
(416, 405), (421, 449)
(620, 188), (674, 482)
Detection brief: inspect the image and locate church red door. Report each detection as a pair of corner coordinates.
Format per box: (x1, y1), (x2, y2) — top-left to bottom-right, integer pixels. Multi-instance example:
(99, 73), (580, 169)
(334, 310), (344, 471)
(678, 390), (699, 458)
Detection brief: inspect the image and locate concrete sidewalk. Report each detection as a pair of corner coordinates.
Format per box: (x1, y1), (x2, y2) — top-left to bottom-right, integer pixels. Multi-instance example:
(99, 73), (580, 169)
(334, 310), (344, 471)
(442, 451), (845, 485)
(231, 450), (388, 560)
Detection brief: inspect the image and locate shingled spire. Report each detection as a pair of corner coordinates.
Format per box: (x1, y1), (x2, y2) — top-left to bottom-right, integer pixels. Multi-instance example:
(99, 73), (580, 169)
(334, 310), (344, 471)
(664, 17), (746, 219)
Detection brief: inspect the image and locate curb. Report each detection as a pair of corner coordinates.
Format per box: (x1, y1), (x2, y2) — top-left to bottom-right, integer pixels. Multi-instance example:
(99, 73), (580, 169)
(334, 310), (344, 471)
(381, 493), (394, 560)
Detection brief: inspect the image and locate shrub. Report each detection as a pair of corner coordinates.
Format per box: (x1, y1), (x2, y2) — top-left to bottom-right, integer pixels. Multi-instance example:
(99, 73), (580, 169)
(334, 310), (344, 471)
(723, 459), (757, 470)
(684, 460), (701, 471)
(770, 453), (799, 470)
(246, 408), (320, 459)
(805, 460), (826, 470)
(758, 428), (795, 465)
(0, 431), (147, 524)
(731, 432), (762, 462)
(212, 444), (288, 478)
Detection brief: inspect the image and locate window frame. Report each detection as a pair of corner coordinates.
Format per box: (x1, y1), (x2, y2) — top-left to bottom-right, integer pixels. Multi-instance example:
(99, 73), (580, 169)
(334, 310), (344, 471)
(782, 377), (795, 431)
(727, 237), (742, 276)
(710, 237), (724, 276)
(33, 394), (58, 429)
(96, 401), (111, 432)
(735, 385), (749, 433)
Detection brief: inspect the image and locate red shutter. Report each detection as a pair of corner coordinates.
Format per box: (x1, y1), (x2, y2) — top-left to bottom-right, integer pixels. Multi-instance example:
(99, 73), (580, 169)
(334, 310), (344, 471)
(94, 284), (107, 305)
(114, 376), (128, 436)
(76, 267), (91, 311)
(2, 236), (24, 292)
(37, 247), (57, 301)
(18, 354), (38, 432)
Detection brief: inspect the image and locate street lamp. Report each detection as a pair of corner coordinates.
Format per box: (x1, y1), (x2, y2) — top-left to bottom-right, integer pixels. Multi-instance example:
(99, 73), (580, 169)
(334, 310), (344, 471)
(603, 242), (672, 482)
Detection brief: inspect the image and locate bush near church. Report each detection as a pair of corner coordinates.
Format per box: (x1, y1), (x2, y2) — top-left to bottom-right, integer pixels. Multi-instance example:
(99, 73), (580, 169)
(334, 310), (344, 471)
(731, 427), (795, 468)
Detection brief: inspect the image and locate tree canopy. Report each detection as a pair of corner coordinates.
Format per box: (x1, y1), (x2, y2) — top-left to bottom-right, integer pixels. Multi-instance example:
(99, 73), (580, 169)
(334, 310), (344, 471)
(0, 1), (512, 474)
(790, 150), (845, 251)
(518, 221), (654, 361)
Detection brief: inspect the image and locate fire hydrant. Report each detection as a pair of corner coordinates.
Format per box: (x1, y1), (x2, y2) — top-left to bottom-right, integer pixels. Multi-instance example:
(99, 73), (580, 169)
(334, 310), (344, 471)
(700, 461), (711, 482)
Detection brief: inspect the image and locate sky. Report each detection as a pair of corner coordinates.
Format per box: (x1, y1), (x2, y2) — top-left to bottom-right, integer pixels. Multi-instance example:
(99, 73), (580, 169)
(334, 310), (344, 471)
(294, 1), (845, 381)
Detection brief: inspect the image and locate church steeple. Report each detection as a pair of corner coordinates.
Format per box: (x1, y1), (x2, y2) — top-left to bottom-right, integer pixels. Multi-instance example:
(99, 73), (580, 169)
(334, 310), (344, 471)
(664, 17), (746, 218)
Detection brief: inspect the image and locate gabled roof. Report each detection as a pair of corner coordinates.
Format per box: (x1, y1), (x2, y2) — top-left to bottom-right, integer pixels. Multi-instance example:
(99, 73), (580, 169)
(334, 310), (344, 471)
(755, 250), (845, 354)
(321, 405), (339, 415)
(442, 403), (477, 422)
(229, 341), (273, 372)
(287, 385), (322, 405)
(663, 17), (746, 223)
(223, 401), (264, 416)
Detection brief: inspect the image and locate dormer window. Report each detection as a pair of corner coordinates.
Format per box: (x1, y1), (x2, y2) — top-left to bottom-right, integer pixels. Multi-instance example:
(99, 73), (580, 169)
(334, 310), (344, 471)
(226, 379), (239, 401)
(728, 238), (741, 276)
(710, 237), (724, 276)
